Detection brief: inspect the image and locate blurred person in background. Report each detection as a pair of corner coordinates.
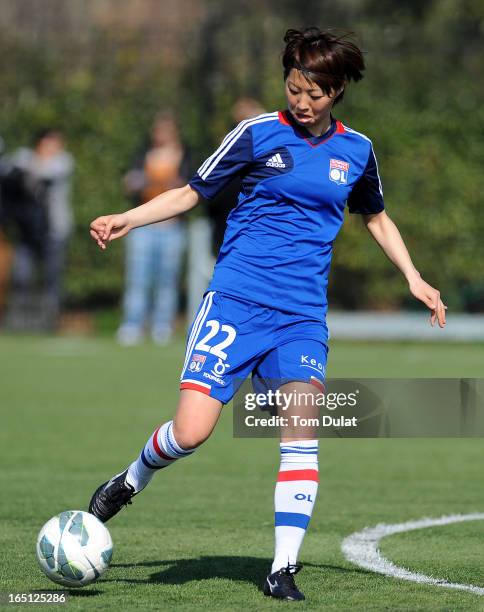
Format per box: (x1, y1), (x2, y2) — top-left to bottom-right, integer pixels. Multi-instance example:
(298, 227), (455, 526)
(186, 98), (265, 321)
(117, 112), (187, 346)
(0, 128), (74, 328)
(0, 134), (12, 314)
(205, 98), (265, 255)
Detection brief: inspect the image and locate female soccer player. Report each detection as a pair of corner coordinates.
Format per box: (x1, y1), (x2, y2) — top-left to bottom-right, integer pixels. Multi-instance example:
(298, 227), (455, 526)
(88, 27), (446, 601)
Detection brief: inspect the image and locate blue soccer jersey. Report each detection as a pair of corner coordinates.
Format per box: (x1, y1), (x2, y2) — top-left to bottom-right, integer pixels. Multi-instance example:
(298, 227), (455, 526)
(189, 110), (384, 333)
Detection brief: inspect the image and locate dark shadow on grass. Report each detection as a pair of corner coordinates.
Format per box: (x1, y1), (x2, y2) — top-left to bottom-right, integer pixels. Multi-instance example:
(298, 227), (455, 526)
(67, 590), (104, 597)
(32, 588), (103, 598)
(305, 562), (374, 576)
(109, 556), (373, 588)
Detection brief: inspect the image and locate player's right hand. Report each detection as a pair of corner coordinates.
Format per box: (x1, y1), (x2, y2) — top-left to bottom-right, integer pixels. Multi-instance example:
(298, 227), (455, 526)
(90, 213), (131, 250)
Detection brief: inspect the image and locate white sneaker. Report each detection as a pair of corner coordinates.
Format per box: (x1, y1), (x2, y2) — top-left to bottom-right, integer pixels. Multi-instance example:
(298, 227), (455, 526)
(151, 328), (172, 346)
(116, 326), (143, 346)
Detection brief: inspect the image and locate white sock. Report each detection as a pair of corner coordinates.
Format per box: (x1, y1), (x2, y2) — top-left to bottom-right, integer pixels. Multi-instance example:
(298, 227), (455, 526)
(271, 439), (319, 574)
(126, 420), (195, 492)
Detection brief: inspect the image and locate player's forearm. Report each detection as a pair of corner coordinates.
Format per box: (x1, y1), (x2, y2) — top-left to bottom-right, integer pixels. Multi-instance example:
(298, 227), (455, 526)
(125, 184), (200, 228)
(364, 212), (420, 282)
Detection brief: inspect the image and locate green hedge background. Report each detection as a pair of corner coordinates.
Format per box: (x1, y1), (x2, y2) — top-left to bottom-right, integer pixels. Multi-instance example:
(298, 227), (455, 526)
(1, 0), (482, 311)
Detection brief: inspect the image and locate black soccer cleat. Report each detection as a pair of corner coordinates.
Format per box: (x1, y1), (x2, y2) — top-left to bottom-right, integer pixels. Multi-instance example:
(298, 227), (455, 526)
(88, 469), (137, 523)
(263, 563), (305, 601)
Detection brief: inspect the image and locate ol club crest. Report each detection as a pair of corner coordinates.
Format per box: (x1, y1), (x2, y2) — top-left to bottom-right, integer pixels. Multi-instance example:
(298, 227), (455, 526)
(329, 159), (349, 185)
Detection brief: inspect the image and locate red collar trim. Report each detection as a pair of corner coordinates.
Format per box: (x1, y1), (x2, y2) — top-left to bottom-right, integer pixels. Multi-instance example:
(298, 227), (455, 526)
(278, 110), (345, 147)
(278, 110), (291, 125)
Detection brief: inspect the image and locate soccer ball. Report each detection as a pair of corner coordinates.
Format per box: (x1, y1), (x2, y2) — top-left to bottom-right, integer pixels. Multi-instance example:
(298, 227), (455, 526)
(36, 510), (113, 587)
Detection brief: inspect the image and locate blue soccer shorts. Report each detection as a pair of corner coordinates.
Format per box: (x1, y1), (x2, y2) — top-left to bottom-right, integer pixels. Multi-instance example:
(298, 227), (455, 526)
(179, 291), (328, 404)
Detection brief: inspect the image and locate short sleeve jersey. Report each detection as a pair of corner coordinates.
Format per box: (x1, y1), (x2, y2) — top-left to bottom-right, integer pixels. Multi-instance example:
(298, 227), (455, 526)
(189, 110), (384, 330)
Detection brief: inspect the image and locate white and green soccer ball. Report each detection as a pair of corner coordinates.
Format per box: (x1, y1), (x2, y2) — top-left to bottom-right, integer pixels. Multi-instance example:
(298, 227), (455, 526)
(36, 510), (113, 587)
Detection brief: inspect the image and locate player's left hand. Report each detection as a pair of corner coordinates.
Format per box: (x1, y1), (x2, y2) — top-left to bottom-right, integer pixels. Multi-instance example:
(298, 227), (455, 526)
(408, 275), (447, 328)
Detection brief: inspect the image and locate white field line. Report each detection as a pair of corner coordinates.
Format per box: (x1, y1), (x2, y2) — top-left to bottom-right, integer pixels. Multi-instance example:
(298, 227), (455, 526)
(341, 513), (484, 596)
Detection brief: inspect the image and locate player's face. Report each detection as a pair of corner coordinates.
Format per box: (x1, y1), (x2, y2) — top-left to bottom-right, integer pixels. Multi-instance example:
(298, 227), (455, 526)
(285, 69), (339, 134)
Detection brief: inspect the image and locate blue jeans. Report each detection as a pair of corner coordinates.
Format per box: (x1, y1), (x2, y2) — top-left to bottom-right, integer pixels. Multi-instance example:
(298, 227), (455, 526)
(120, 222), (185, 336)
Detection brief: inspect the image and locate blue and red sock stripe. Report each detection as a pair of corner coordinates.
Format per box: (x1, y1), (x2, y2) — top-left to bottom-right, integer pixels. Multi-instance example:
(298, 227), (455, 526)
(275, 512), (311, 529)
(277, 469), (319, 483)
(140, 449), (164, 470)
(152, 427), (176, 462)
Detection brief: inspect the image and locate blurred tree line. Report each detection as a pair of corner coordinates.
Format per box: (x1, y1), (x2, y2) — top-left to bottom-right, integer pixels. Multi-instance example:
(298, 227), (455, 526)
(0, 0), (483, 311)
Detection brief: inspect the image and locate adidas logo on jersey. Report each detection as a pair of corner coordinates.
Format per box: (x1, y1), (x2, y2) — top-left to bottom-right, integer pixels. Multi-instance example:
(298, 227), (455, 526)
(266, 153), (286, 168)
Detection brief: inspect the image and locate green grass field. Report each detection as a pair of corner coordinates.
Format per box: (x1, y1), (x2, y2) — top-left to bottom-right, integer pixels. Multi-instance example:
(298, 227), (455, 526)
(1, 334), (484, 610)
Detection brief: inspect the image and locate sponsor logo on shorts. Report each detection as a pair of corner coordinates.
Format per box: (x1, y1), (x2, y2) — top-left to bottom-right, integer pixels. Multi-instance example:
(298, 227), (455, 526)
(189, 353), (206, 373)
(211, 358), (230, 378)
(203, 371), (226, 386)
(300, 354), (326, 377)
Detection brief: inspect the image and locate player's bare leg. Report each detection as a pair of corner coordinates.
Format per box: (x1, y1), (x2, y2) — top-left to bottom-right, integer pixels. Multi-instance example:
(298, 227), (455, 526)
(278, 381), (320, 442)
(88, 390), (222, 522)
(172, 390), (223, 449)
(264, 381), (320, 601)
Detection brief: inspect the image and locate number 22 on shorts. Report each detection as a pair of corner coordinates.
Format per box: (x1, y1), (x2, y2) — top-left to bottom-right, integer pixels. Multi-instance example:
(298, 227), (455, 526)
(195, 320), (236, 360)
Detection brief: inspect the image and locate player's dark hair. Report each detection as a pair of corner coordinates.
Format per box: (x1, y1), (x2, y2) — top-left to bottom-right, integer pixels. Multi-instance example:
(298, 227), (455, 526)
(282, 27), (365, 105)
